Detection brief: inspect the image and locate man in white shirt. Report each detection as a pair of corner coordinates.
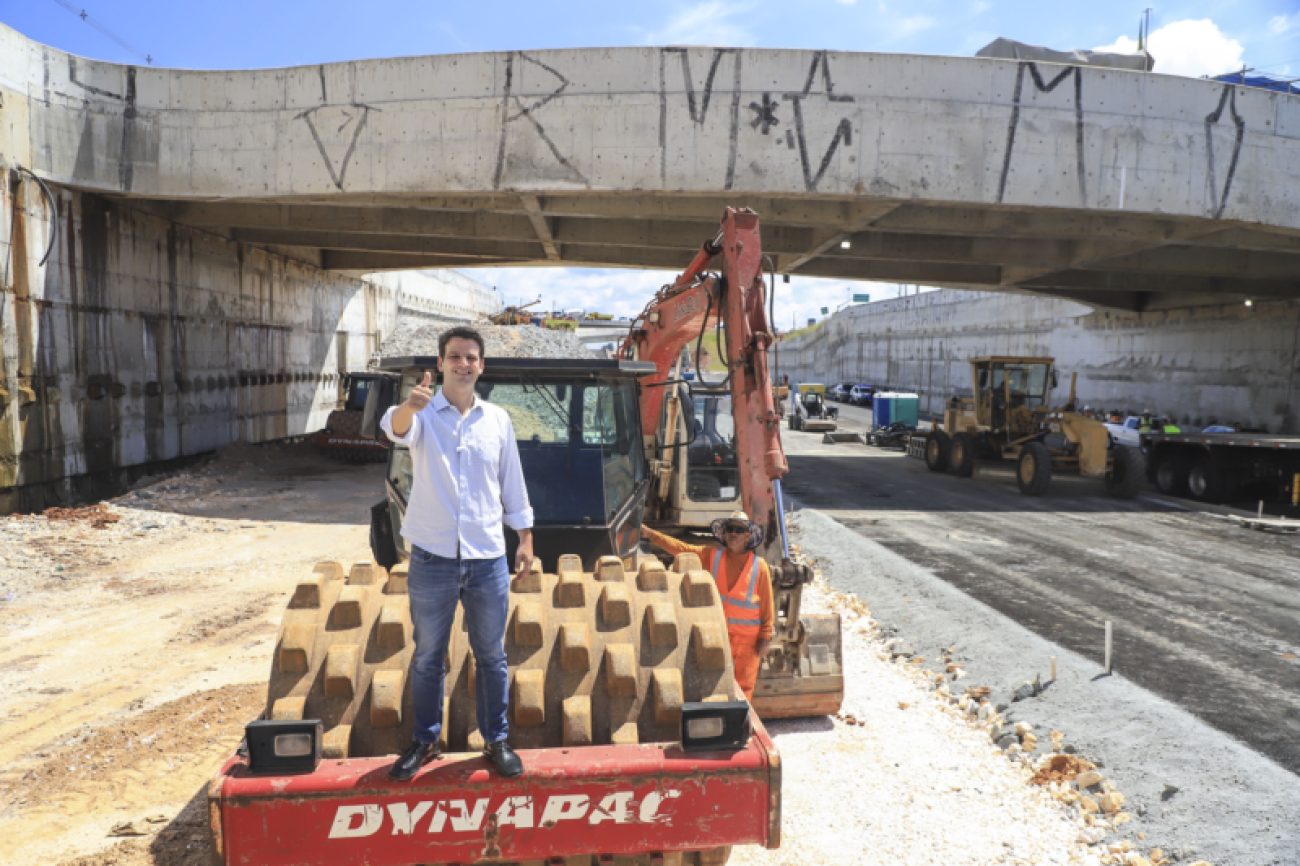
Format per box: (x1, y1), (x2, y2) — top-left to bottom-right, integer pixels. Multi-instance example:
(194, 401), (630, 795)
(380, 326), (534, 780)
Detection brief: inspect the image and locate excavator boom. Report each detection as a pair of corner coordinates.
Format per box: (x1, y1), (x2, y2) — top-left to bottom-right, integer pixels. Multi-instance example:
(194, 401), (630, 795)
(623, 208), (843, 719)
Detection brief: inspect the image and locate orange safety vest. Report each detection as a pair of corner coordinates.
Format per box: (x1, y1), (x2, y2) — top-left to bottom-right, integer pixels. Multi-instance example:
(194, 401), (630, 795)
(709, 549), (762, 639)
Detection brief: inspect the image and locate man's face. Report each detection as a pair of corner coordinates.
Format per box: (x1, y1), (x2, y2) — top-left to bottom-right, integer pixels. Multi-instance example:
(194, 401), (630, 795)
(437, 337), (484, 387)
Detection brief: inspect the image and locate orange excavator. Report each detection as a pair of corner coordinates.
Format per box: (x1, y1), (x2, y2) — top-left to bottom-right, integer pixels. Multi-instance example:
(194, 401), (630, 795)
(622, 207), (844, 719)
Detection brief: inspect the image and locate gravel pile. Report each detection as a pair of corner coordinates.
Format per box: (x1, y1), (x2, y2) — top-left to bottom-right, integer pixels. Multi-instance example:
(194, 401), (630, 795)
(377, 322), (596, 362)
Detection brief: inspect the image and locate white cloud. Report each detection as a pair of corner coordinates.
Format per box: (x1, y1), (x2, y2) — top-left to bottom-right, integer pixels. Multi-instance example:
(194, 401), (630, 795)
(970, 0), (991, 14)
(1095, 19), (1244, 78)
(1269, 13), (1299, 35)
(642, 1), (756, 46)
(1093, 34), (1139, 54)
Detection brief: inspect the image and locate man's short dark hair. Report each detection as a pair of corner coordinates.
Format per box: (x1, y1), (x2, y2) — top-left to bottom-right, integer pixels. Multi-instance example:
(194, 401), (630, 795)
(438, 326), (486, 359)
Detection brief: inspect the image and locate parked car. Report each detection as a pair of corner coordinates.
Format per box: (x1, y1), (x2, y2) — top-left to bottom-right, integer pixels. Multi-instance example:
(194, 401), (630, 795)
(830, 382), (854, 402)
(849, 384), (876, 406)
(1105, 415), (1143, 448)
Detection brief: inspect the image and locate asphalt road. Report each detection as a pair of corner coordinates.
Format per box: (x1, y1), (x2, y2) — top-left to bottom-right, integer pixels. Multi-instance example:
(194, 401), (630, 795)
(783, 400), (1300, 774)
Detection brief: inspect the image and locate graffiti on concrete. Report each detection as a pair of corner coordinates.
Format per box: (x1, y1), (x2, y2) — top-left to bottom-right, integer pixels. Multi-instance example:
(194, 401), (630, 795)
(297, 103), (375, 191)
(749, 92), (780, 135)
(65, 58), (140, 191)
(1204, 84), (1245, 219)
(997, 62), (1086, 207)
(781, 51), (854, 192)
(659, 48), (742, 189)
(67, 56), (123, 100)
(120, 67), (138, 192)
(493, 52), (588, 189)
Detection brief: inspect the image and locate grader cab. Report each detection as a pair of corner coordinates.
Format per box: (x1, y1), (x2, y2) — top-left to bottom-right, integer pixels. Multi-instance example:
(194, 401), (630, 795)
(925, 356), (1144, 498)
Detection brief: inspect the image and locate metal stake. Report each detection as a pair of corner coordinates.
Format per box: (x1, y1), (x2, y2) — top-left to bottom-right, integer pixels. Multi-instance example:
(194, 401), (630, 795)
(1104, 621), (1113, 675)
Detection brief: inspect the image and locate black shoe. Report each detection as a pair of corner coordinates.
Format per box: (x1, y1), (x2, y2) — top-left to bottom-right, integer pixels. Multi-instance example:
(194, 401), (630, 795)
(389, 740), (439, 781)
(483, 740), (523, 777)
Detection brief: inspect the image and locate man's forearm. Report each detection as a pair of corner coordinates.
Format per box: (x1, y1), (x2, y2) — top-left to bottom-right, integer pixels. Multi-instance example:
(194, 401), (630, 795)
(389, 403), (416, 436)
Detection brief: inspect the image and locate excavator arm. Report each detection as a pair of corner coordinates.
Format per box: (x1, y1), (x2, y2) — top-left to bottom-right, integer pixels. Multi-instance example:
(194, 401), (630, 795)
(622, 208), (788, 557)
(623, 208), (843, 719)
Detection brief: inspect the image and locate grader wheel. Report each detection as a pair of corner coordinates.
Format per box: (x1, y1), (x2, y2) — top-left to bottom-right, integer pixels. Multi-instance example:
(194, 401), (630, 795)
(265, 552), (742, 759)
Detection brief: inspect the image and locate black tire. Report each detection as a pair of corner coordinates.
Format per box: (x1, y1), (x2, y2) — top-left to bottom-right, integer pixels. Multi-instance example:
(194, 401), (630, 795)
(369, 499), (399, 570)
(1105, 446), (1146, 498)
(1153, 454), (1189, 496)
(1017, 442), (1052, 496)
(1187, 455), (1229, 503)
(925, 430), (950, 472)
(949, 433), (976, 478)
(788, 415), (796, 431)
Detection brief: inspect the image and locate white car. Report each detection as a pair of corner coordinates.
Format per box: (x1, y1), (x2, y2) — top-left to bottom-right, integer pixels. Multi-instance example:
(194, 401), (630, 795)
(1104, 416), (1142, 447)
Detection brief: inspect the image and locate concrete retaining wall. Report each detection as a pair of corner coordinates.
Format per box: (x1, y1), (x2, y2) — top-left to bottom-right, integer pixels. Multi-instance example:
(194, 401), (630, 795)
(777, 290), (1300, 433)
(0, 178), (488, 511)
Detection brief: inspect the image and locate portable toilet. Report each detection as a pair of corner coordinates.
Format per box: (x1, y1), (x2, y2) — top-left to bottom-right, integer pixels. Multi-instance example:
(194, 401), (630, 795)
(872, 392), (920, 427)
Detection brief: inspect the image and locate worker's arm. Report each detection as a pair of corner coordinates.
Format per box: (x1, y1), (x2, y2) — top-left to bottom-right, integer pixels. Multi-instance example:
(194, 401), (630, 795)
(641, 525), (711, 562)
(755, 560), (775, 653)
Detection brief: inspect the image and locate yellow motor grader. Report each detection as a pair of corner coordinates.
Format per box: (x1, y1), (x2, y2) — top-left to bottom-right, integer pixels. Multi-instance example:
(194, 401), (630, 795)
(924, 356), (1144, 497)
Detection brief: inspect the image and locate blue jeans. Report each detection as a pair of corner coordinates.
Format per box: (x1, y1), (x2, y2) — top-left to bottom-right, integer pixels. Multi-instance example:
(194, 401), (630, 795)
(407, 547), (510, 747)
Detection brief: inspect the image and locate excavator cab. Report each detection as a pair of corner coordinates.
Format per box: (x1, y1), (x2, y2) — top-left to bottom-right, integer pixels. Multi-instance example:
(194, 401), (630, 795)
(655, 381), (743, 529)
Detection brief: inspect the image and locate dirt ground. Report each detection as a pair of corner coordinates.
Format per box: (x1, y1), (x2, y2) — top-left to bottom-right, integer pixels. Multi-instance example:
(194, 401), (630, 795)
(0, 440), (1207, 866)
(0, 443), (382, 866)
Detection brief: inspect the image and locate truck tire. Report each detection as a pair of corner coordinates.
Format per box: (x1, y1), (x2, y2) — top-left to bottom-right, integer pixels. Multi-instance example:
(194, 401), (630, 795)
(925, 430), (950, 472)
(1188, 455), (1229, 503)
(949, 433), (976, 478)
(1105, 446), (1146, 499)
(1153, 453), (1189, 496)
(1017, 442), (1052, 496)
(265, 554), (741, 760)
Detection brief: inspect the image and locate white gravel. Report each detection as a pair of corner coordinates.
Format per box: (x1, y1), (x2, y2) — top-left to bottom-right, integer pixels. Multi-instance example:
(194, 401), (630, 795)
(733, 576), (1119, 866)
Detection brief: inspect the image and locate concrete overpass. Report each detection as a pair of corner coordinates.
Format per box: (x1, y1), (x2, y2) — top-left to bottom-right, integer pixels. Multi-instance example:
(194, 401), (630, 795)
(5, 25), (1300, 313)
(4, 25), (1300, 507)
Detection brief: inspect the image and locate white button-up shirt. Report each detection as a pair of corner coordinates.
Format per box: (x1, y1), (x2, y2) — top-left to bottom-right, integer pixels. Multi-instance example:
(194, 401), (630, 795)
(380, 390), (534, 560)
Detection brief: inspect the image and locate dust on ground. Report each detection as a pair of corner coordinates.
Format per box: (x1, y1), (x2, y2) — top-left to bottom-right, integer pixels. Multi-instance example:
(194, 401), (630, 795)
(0, 441), (383, 866)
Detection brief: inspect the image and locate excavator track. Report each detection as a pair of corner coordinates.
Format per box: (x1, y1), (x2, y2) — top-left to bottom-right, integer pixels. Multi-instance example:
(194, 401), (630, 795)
(266, 552), (742, 758)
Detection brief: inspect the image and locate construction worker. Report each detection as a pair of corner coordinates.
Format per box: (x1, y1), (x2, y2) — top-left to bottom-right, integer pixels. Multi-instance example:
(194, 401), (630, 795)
(641, 512), (774, 701)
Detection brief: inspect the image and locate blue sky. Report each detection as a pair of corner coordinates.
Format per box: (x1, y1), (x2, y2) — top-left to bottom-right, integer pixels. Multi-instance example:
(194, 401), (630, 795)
(4, 0), (1298, 324)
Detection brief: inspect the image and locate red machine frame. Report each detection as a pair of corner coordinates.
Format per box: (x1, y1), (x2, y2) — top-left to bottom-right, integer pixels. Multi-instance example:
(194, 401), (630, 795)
(210, 725), (779, 865)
